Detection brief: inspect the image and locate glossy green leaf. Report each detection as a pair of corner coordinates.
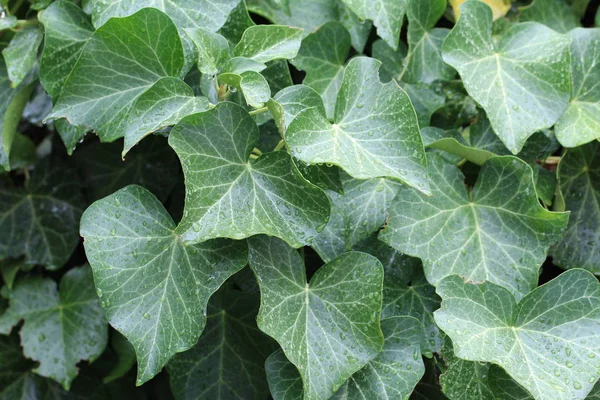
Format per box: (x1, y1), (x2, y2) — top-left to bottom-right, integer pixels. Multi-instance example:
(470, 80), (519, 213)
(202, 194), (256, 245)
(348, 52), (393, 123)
(169, 102), (330, 248)
(0, 157), (84, 269)
(248, 236), (385, 400)
(287, 57), (430, 193)
(0, 16), (17, 31)
(434, 269), (600, 400)
(551, 141), (600, 273)
(272, 85), (326, 131)
(48, 8), (185, 142)
(1, 26), (42, 87)
(103, 332), (136, 384)
(55, 119), (88, 156)
(265, 349), (304, 400)
(219, 70), (271, 108)
(380, 154), (569, 300)
(0, 266), (108, 390)
(233, 25), (303, 63)
(442, 0), (571, 153)
(555, 28), (600, 148)
(185, 28), (230, 75)
(290, 21), (351, 119)
(166, 283), (276, 400)
(519, 0), (580, 33)
(80, 185), (248, 385)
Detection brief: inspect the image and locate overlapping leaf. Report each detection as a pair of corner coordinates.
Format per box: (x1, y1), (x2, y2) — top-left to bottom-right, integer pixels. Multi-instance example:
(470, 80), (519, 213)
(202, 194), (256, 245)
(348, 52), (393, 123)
(434, 269), (600, 400)
(232, 25), (303, 63)
(1, 26), (42, 87)
(519, 0), (580, 33)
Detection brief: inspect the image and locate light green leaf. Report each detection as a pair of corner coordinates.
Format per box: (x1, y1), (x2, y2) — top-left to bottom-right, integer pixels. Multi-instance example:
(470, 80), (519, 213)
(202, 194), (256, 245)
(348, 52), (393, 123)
(39, 0), (93, 101)
(551, 141), (600, 273)
(287, 57), (430, 193)
(167, 283), (277, 400)
(555, 28), (600, 148)
(0, 157), (84, 269)
(0, 16), (17, 31)
(55, 119), (88, 156)
(248, 236), (385, 400)
(48, 8), (185, 142)
(291, 21), (351, 119)
(74, 136), (180, 203)
(311, 172), (401, 262)
(434, 269), (600, 400)
(402, 0), (455, 84)
(169, 102), (330, 248)
(241, 71), (271, 107)
(223, 57), (267, 74)
(80, 185), (248, 385)
(442, 0), (571, 154)
(272, 85), (326, 130)
(122, 77), (209, 155)
(340, 0), (407, 50)
(519, 0), (580, 33)
(233, 25), (303, 63)
(185, 28), (230, 75)
(0, 266), (108, 390)
(379, 154), (569, 300)
(1, 26), (42, 87)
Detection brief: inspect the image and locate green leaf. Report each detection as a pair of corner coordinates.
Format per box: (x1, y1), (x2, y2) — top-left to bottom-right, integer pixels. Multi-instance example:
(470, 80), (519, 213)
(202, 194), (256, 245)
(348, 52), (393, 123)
(434, 269), (600, 400)
(220, 70), (271, 108)
(519, 0), (580, 33)
(402, 0), (455, 84)
(265, 349), (304, 400)
(311, 172), (401, 262)
(185, 28), (230, 75)
(80, 185), (248, 385)
(121, 77), (209, 155)
(551, 141), (600, 273)
(218, 0), (256, 44)
(39, 0), (93, 101)
(401, 83), (445, 128)
(248, 236), (385, 400)
(290, 21), (351, 119)
(379, 154), (569, 300)
(103, 332), (135, 384)
(1, 26), (42, 88)
(554, 28), (600, 148)
(166, 283), (276, 400)
(272, 85), (326, 131)
(169, 102), (330, 248)
(287, 57), (430, 193)
(0, 16), (17, 31)
(442, 0), (571, 154)
(233, 25), (303, 63)
(0, 266), (108, 390)
(74, 136), (180, 203)
(0, 259), (23, 290)
(55, 119), (88, 156)
(48, 8), (185, 142)
(340, 0), (407, 50)
(0, 157), (84, 269)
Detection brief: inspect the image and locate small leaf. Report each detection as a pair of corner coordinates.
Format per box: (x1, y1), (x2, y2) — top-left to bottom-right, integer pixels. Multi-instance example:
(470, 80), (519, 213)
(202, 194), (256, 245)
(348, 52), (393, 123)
(0, 266), (108, 390)
(1, 26), (43, 87)
(272, 84), (326, 131)
(233, 25), (303, 63)
(434, 269), (600, 400)
(249, 236), (384, 400)
(442, 0), (571, 153)
(519, 0), (580, 33)
(103, 332), (136, 384)
(169, 102), (330, 248)
(450, 0), (511, 20)
(379, 154), (568, 300)
(80, 185), (248, 385)
(185, 28), (230, 75)
(287, 57), (430, 193)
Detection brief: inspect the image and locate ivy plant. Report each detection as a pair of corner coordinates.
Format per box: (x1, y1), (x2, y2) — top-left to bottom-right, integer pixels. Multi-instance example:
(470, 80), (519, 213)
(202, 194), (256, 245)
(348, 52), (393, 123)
(1, 0), (600, 399)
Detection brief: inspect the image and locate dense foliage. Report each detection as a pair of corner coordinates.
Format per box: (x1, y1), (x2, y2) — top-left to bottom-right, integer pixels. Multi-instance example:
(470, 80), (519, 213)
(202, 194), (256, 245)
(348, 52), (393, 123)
(1, 0), (600, 399)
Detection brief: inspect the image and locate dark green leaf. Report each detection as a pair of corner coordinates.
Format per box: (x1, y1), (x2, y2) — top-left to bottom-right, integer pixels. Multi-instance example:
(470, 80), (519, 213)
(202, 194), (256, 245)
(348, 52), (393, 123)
(1, 26), (42, 87)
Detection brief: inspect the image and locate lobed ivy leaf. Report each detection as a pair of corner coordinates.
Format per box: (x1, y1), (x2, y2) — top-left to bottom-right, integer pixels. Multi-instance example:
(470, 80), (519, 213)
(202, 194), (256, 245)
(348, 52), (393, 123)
(287, 57), (430, 193)
(48, 8), (185, 142)
(434, 269), (600, 400)
(554, 28), (600, 148)
(379, 154), (569, 300)
(0, 266), (108, 390)
(248, 235), (385, 400)
(551, 141), (600, 273)
(519, 0), (580, 33)
(271, 85), (326, 132)
(166, 283), (277, 400)
(232, 25), (303, 63)
(442, 1), (571, 154)
(1, 26), (43, 88)
(80, 185), (248, 385)
(185, 28), (230, 75)
(169, 102), (330, 248)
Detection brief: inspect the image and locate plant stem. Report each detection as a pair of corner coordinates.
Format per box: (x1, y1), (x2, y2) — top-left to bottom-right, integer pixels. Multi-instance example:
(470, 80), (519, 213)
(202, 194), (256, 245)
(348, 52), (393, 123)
(252, 147), (263, 156)
(249, 106), (268, 116)
(273, 140), (286, 152)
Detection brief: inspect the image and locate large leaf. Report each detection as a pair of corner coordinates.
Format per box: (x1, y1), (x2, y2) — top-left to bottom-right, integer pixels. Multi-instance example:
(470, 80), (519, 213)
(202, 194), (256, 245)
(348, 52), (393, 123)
(166, 283), (276, 400)
(248, 236), (384, 400)
(434, 269), (600, 400)
(554, 28), (600, 148)
(0, 157), (85, 269)
(80, 185), (248, 385)
(48, 8), (185, 141)
(169, 102), (330, 248)
(379, 154), (568, 300)
(442, 0), (571, 154)
(551, 141), (600, 273)
(0, 266), (108, 390)
(265, 316), (424, 400)
(290, 21), (351, 119)
(232, 25), (303, 63)
(519, 0), (580, 33)
(287, 57), (430, 193)
(1, 26), (43, 87)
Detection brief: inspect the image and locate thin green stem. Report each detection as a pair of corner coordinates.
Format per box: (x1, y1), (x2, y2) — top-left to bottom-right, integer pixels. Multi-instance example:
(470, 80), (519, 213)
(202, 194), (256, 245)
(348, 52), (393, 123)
(252, 147), (263, 156)
(249, 106), (268, 116)
(273, 140), (286, 152)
